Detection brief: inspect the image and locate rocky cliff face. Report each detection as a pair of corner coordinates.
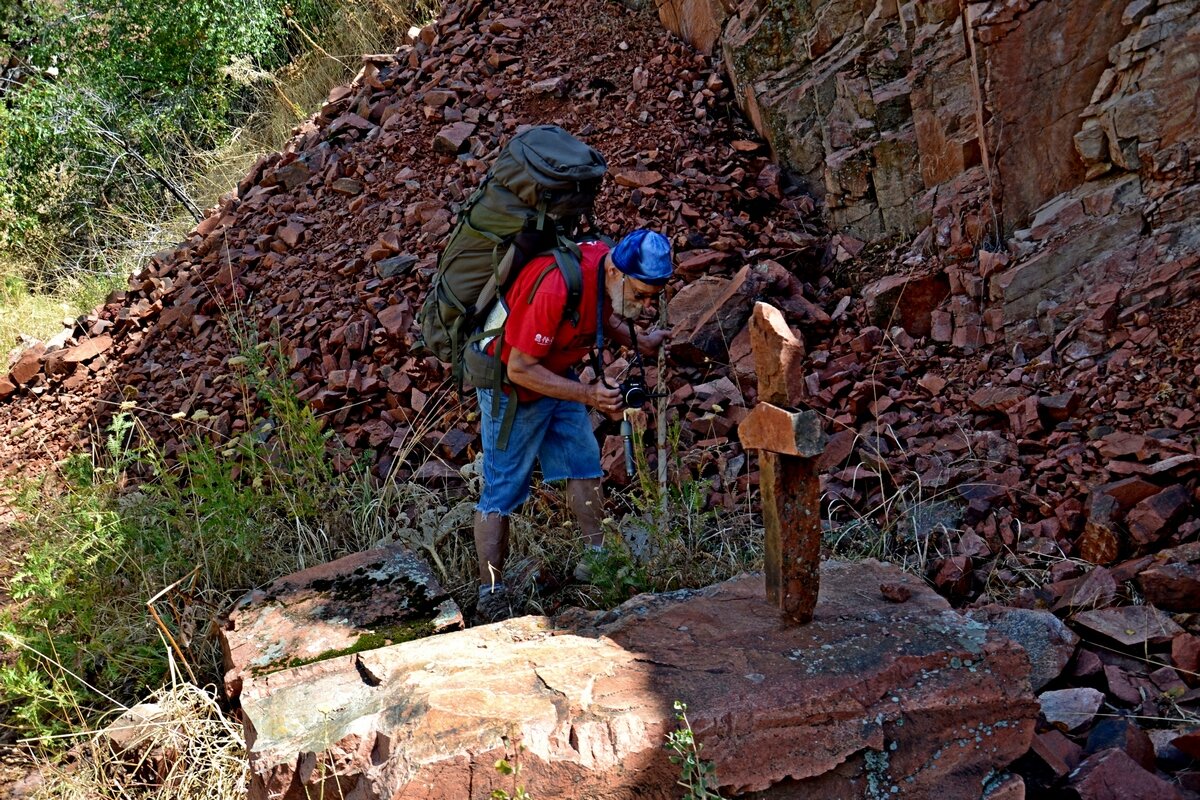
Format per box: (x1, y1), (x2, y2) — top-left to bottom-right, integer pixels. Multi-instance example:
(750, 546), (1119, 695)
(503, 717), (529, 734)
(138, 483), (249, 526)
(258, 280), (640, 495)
(661, 0), (1199, 350)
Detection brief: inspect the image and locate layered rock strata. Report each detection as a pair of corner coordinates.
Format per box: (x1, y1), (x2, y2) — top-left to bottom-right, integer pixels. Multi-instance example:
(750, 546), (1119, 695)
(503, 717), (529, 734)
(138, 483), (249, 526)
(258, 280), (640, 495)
(662, 0), (1199, 350)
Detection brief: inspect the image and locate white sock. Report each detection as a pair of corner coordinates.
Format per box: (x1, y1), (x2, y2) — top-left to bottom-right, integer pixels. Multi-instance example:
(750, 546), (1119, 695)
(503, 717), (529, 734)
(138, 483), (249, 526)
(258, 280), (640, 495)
(479, 582), (506, 598)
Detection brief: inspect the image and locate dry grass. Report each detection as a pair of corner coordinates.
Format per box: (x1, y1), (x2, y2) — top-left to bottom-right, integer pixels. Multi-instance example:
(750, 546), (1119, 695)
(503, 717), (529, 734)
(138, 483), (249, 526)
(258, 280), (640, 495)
(354, 461), (763, 618)
(24, 679), (247, 800)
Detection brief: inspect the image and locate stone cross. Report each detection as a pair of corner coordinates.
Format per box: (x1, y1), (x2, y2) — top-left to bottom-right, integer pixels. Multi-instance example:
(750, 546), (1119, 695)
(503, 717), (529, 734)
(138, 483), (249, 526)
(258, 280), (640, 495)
(738, 302), (828, 624)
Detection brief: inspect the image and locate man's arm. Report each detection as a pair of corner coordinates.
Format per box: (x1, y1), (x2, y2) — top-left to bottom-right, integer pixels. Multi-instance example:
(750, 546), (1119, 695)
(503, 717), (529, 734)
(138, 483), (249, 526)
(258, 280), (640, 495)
(603, 314), (669, 355)
(507, 347), (622, 414)
(603, 313), (633, 348)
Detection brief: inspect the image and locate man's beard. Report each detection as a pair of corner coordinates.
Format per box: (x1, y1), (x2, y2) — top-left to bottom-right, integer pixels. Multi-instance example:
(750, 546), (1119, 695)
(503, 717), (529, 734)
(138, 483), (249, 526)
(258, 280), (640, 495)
(604, 271), (643, 316)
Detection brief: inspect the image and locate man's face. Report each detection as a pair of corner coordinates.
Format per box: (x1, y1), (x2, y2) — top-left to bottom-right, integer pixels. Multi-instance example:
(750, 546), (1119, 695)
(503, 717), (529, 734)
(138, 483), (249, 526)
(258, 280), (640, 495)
(606, 261), (664, 319)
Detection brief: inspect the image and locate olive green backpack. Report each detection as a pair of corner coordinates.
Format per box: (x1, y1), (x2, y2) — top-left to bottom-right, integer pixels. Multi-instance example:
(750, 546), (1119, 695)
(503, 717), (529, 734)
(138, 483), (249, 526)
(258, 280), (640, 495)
(418, 125), (608, 399)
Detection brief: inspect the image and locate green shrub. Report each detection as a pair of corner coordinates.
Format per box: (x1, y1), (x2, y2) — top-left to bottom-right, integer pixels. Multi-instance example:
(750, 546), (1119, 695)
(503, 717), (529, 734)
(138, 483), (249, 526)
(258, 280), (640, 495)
(0, 342), (371, 738)
(0, 0), (432, 274)
(1, 0), (438, 344)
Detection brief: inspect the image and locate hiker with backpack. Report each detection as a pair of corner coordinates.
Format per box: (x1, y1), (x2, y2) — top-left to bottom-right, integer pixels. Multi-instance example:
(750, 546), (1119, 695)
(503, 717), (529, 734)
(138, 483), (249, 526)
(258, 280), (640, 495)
(470, 228), (672, 622)
(417, 126), (673, 622)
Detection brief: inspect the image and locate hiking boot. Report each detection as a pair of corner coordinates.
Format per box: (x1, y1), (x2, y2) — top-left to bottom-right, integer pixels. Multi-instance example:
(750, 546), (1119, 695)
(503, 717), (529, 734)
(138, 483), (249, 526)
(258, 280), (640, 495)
(474, 587), (513, 625)
(504, 556), (545, 596)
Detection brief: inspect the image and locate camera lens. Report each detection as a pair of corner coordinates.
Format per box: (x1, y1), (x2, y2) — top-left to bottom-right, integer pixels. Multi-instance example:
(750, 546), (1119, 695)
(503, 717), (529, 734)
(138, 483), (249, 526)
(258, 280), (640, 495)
(623, 383), (647, 407)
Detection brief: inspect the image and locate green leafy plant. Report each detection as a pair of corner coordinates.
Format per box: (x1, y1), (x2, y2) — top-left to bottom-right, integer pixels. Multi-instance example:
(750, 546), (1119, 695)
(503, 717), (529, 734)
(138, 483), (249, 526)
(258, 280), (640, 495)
(665, 701), (725, 800)
(490, 760), (532, 800)
(491, 741), (533, 800)
(0, 0), (439, 342)
(578, 534), (650, 607)
(598, 419), (760, 597)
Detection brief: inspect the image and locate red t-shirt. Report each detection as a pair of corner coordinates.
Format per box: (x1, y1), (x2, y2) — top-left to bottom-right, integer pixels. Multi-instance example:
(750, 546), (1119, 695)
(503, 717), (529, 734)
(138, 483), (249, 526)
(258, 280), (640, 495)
(492, 241), (611, 402)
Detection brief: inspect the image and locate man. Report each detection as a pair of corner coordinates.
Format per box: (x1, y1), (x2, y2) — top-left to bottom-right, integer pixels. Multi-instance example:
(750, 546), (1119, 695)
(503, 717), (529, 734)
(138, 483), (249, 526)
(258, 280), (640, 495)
(473, 228), (672, 622)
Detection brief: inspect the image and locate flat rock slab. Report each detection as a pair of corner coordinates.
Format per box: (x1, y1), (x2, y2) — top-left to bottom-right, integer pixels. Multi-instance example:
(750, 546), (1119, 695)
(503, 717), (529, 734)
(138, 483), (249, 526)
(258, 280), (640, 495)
(220, 545), (462, 697)
(241, 560), (1036, 799)
(1072, 604), (1183, 647)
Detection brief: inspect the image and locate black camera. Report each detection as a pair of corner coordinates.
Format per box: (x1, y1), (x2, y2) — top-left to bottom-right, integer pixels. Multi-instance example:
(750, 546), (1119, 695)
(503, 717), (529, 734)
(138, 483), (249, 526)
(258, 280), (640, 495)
(619, 378), (650, 408)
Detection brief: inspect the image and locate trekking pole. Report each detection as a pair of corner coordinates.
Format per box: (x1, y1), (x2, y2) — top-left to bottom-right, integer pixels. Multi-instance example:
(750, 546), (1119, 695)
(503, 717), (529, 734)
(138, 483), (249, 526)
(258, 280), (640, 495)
(656, 291), (669, 527)
(621, 410), (636, 478)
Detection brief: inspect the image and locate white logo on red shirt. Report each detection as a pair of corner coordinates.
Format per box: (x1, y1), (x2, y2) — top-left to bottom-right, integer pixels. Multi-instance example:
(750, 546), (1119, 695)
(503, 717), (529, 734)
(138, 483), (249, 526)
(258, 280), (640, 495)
(535, 333), (554, 346)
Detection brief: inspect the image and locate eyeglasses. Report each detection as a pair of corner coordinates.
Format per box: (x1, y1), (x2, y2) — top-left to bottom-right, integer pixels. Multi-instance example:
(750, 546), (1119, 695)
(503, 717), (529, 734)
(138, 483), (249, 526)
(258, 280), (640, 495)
(622, 275), (662, 303)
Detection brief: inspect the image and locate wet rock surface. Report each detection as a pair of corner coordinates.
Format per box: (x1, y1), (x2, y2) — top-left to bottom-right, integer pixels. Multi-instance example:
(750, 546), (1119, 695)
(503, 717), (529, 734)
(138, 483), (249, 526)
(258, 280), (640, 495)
(241, 561), (1037, 800)
(220, 545), (462, 699)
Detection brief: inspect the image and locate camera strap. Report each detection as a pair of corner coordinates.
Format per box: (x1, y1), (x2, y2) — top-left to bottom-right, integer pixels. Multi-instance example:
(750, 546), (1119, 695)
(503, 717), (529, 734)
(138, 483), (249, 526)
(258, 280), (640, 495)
(591, 260), (610, 387)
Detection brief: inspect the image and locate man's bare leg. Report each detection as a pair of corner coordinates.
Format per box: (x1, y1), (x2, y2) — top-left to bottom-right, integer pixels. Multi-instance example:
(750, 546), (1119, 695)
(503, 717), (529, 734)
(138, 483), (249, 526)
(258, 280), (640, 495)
(474, 511), (510, 587)
(566, 478), (605, 548)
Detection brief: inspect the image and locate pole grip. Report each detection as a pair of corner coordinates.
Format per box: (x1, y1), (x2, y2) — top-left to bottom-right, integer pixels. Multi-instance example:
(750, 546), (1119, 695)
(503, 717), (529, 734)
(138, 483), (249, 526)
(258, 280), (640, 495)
(621, 417), (635, 477)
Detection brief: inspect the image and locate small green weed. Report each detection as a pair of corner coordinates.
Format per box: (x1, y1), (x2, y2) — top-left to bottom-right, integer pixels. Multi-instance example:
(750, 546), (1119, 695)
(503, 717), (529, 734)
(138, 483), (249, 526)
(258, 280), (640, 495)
(491, 758), (533, 800)
(603, 419), (760, 595)
(577, 535), (650, 607)
(665, 701), (725, 799)
(490, 739), (533, 800)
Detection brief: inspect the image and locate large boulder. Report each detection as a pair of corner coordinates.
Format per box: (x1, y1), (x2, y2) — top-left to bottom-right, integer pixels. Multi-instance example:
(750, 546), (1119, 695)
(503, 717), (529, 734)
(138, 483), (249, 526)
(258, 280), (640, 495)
(240, 561), (1037, 799)
(656, 0), (733, 54)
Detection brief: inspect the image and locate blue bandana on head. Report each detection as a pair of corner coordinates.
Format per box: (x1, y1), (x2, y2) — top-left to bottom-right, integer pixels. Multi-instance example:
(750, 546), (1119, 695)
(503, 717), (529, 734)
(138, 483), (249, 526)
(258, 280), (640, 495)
(611, 229), (673, 285)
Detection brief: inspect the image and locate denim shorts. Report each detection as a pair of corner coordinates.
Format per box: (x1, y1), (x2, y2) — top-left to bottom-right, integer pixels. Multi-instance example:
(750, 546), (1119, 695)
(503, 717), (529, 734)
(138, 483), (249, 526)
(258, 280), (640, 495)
(476, 387), (603, 516)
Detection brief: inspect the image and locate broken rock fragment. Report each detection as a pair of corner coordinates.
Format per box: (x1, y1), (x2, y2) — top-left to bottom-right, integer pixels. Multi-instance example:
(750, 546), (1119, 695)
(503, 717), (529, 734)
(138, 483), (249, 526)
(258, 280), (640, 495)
(9, 344), (46, 385)
(1138, 562), (1200, 612)
(1126, 484), (1191, 549)
(1068, 747), (1183, 800)
(1038, 687), (1104, 731)
(1072, 605), (1183, 647)
(220, 545), (462, 699)
(968, 606), (1078, 691)
(748, 301), (806, 407)
(61, 335), (113, 365)
(433, 121), (476, 154)
(1082, 717), (1156, 772)
(861, 271), (950, 338)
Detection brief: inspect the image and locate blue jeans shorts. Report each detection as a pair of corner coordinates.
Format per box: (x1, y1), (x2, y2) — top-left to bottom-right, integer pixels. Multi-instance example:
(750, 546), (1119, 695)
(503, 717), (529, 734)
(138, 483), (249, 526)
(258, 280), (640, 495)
(476, 388), (603, 516)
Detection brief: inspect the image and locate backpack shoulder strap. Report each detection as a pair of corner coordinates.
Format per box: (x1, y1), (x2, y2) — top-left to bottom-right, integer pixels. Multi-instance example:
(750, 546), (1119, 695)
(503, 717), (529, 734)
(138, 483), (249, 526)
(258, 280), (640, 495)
(552, 247), (583, 326)
(523, 244), (584, 327)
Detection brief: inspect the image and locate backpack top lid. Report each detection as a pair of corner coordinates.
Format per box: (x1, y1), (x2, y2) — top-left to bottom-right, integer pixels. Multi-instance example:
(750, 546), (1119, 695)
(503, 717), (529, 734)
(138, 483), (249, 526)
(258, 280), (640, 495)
(492, 125), (608, 209)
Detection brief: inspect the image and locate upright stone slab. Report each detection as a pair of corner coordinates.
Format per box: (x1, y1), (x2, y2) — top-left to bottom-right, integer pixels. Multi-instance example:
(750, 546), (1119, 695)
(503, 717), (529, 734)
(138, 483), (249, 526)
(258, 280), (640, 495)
(748, 301), (807, 407)
(741, 301), (828, 623)
(758, 450), (822, 621)
(240, 561), (1037, 799)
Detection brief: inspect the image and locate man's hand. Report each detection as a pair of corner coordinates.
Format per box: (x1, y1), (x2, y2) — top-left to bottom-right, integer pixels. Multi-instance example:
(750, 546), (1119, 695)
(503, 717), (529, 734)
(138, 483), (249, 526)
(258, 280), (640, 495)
(637, 327), (670, 356)
(586, 381), (623, 414)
